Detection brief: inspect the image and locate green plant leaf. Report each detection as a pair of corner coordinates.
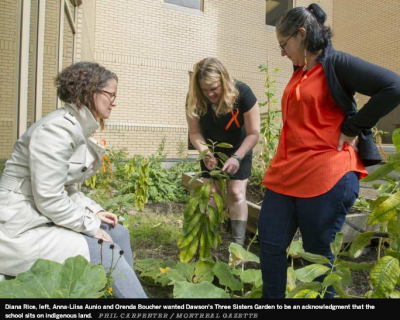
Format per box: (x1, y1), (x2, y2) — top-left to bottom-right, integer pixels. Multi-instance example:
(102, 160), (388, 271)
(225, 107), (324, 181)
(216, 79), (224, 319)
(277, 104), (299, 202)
(370, 256), (400, 298)
(199, 182), (211, 213)
(212, 263), (242, 291)
(288, 240), (305, 257)
(322, 274), (342, 288)
(184, 197), (200, 220)
(197, 149), (211, 161)
(215, 152), (230, 162)
(208, 206), (219, 233)
(246, 284), (263, 299)
(240, 269), (262, 284)
(293, 289), (320, 299)
(199, 230), (211, 259)
(176, 262), (195, 283)
(336, 259), (373, 271)
(392, 128), (400, 152)
(193, 261), (214, 284)
(173, 281), (230, 298)
(389, 290), (400, 298)
(330, 233), (344, 256)
(298, 252), (331, 265)
(361, 161), (400, 182)
(212, 193), (224, 214)
(0, 256), (106, 298)
(368, 191), (400, 225)
(287, 267), (296, 293)
(178, 223), (202, 248)
(332, 283), (350, 298)
(294, 264), (330, 283)
(183, 212), (204, 236)
(286, 282), (322, 298)
(215, 143), (233, 149)
(179, 235), (201, 263)
(205, 218), (219, 249)
(335, 266), (352, 287)
(229, 243), (260, 264)
(349, 232), (374, 258)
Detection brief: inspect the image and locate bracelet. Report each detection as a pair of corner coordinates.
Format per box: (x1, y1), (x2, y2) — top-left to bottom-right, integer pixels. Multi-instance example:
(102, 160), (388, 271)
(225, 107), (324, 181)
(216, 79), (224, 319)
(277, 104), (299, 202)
(231, 154), (241, 164)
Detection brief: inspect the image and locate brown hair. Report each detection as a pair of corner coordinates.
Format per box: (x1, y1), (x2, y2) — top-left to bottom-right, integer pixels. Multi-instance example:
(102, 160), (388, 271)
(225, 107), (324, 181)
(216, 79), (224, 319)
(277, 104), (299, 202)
(54, 61), (118, 129)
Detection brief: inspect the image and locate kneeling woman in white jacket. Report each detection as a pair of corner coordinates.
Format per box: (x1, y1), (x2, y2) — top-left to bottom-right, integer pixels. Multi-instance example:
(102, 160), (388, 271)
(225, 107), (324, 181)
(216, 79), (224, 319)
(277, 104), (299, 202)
(0, 61), (147, 298)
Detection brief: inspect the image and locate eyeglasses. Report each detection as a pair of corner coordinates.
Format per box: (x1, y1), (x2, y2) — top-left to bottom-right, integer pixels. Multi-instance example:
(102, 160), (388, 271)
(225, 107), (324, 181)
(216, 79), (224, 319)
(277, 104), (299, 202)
(279, 32), (297, 53)
(100, 89), (117, 103)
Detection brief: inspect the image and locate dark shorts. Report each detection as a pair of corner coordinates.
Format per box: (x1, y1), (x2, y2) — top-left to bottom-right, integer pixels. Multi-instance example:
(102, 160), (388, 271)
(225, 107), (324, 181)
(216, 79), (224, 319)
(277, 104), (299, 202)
(200, 152), (252, 180)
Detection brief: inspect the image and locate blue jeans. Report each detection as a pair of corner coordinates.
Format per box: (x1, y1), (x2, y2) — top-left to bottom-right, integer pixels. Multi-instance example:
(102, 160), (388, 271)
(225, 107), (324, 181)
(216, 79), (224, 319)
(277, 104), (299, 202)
(258, 171), (359, 298)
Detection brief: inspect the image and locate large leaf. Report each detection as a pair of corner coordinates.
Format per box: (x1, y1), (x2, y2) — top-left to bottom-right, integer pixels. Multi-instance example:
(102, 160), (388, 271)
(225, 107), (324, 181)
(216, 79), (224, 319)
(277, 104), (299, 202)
(199, 182), (211, 213)
(335, 266), (352, 287)
(212, 193), (224, 214)
(183, 212), (204, 236)
(293, 289), (320, 299)
(286, 282), (322, 298)
(229, 243), (260, 264)
(370, 256), (400, 298)
(0, 256), (106, 298)
(240, 269), (262, 284)
(361, 161), (400, 182)
(349, 232), (374, 259)
(178, 223), (202, 248)
(173, 281), (230, 298)
(246, 284), (263, 299)
(287, 267), (297, 293)
(179, 235), (201, 263)
(392, 128), (400, 152)
(288, 240), (305, 257)
(176, 262), (195, 283)
(208, 206), (219, 233)
(336, 259), (373, 271)
(212, 263), (242, 291)
(298, 252), (331, 265)
(294, 264), (330, 282)
(193, 262), (214, 284)
(368, 192), (400, 225)
(322, 274), (342, 288)
(389, 290), (400, 298)
(184, 197), (200, 220)
(199, 230), (211, 259)
(330, 233), (344, 256)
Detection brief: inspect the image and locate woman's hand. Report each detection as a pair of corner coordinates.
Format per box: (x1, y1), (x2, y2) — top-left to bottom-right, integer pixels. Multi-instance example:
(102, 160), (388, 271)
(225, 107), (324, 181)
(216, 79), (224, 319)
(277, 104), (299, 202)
(337, 132), (359, 152)
(96, 211), (118, 227)
(203, 152), (218, 170)
(222, 157), (240, 175)
(93, 228), (113, 242)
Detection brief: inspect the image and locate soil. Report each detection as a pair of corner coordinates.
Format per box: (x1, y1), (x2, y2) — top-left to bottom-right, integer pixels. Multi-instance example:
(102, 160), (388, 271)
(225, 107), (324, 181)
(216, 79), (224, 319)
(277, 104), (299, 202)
(136, 201), (386, 299)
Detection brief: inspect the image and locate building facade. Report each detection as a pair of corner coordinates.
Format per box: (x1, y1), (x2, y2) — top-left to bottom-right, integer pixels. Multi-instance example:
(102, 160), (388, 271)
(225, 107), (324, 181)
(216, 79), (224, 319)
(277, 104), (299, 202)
(0, 0), (398, 161)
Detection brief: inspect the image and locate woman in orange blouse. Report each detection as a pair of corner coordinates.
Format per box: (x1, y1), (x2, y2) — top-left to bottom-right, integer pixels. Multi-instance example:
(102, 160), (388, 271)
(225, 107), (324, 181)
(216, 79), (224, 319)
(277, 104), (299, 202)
(259, 4), (400, 298)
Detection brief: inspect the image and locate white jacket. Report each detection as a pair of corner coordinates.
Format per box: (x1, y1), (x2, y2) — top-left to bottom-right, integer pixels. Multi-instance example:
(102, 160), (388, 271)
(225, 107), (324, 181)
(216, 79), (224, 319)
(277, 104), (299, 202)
(0, 103), (105, 276)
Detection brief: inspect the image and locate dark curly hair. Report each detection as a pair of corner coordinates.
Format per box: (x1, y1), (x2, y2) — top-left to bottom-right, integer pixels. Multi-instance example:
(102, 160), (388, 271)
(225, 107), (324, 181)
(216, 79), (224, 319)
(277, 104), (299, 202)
(54, 61), (118, 129)
(276, 3), (332, 54)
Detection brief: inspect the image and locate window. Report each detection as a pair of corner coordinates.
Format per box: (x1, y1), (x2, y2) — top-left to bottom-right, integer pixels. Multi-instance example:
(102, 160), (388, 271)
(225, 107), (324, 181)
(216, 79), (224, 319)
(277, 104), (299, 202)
(164, 0), (203, 11)
(266, 0), (292, 27)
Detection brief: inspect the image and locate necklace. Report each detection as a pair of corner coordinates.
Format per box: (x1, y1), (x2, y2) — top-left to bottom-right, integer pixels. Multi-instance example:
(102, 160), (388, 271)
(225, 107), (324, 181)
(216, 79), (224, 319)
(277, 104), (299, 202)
(212, 104), (217, 111)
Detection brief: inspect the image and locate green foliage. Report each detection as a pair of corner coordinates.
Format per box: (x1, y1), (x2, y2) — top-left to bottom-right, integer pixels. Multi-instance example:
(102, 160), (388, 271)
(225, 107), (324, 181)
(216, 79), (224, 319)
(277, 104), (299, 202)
(0, 256), (107, 298)
(251, 64), (282, 191)
(178, 140), (231, 263)
(137, 243), (262, 298)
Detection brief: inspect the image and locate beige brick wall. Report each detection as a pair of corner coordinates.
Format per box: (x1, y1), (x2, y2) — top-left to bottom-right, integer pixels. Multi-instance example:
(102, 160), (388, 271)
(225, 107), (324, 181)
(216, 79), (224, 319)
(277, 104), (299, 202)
(0, 0), (19, 158)
(42, 0), (59, 117)
(76, 0), (96, 62)
(92, 0), (316, 157)
(333, 0), (400, 142)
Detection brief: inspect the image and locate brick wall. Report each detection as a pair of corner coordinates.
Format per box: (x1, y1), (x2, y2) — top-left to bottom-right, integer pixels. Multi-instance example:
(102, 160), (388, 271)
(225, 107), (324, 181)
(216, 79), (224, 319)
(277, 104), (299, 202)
(333, 0), (400, 143)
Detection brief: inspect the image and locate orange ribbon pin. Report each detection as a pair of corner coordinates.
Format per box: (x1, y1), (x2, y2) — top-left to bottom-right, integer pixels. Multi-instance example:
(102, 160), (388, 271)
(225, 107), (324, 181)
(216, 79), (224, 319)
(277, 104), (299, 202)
(98, 139), (112, 173)
(225, 108), (240, 131)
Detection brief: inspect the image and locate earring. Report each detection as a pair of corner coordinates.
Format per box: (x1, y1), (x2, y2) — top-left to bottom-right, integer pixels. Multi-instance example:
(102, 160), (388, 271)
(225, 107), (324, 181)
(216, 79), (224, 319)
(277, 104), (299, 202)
(303, 49), (307, 71)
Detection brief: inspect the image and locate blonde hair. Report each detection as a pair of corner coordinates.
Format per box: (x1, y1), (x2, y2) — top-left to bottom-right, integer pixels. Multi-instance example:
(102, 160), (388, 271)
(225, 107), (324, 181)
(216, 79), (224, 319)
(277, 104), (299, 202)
(187, 57), (239, 118)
